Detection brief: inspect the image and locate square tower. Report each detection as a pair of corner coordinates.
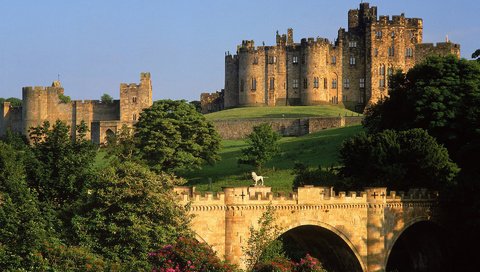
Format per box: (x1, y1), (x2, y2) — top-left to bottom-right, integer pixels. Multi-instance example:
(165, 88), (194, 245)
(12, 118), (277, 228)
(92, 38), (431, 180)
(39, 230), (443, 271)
(120, 72), (153, 124)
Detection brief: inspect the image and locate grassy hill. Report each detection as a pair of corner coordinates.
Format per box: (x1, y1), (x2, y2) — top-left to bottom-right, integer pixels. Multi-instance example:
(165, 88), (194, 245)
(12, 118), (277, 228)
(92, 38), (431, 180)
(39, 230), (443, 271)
(204, 105), (360, 120)
(180, 125), (363, 192)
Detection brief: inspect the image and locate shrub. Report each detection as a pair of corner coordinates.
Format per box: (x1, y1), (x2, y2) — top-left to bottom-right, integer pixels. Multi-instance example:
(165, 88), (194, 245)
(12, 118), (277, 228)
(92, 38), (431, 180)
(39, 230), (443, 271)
(58, 93), (71, 103)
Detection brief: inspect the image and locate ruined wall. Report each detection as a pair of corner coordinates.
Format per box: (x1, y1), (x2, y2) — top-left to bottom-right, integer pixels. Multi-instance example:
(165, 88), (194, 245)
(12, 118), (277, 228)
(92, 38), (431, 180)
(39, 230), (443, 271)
(211, 116), (362, 139)
(0, 102), (22, 136)
(200, 91), (224, 114)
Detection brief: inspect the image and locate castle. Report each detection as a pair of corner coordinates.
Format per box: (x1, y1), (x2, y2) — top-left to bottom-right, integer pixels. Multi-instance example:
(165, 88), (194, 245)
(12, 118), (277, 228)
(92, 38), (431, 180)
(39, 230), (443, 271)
(0, 73), (152, 144)
(201, 2), (460, 113)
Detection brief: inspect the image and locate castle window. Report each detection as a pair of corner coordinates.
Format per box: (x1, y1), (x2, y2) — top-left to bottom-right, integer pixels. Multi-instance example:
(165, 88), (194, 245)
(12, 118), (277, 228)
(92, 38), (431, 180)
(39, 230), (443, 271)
(240, 79), (245, 92)
(324, 78), (328, 89)
(253, 57), (258, 64)
(374, 48), (378, 57)
(132, 96), (137, 103)
(269, 78), (275, 90)
(344, 78), (350, 89)
(405, 48), (413, 57)
(313, 77), (319, 88)
(360, 78), (365, 88)
(332, 79), (337, 89)
(379, 78), (385, 88)
(293, 79), (299, 89)
(349, 41), (357, 48)
(133, 113), (137, 121)
(251, 78), (257, 91)
(269, 56), (277, 64)
(379, 64), (385, 75)
(293, 56), (298, 64)
(388, 47), (395, 56)
(391, 31), (395, 38)
(350, 56), (356, 65)
(388, 67), (394, 76)
(376, 30), (382, 39)
(303, 78), (308, 89)
(331, 56), (336, 64)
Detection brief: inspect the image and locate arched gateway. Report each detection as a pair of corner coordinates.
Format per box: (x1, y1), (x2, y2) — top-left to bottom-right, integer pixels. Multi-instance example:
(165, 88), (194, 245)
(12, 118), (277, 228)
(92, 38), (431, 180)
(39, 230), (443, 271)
(174, 186), (439, 271)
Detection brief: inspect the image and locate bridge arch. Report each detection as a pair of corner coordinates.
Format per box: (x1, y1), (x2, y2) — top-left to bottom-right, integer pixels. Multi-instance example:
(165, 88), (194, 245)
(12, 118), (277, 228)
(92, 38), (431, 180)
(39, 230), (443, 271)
(277, 220), (366, 272)
(385, 217), (453, 272)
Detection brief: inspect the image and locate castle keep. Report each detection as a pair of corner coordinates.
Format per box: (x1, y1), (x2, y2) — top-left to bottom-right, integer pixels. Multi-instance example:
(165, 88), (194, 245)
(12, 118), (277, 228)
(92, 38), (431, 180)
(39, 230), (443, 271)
(203, 3), (460, 113)
(0, 73), (152, 143)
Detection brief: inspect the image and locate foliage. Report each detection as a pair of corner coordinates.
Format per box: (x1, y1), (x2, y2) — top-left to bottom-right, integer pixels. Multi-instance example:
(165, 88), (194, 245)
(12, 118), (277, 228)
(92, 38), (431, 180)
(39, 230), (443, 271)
(101, 93), (113, 104)
(292, 163), (350, 190)
(59, 93), (72, 103)
(339, 129), (459, 190)
(72, 161), (190, 269)
(294, 254), (327, 272)
(0, 97), (22, 107)
(363, 55), (480, 162)
(472, 49), (480, 61)
(135, 99), (221, 173)
(243, 205), (282, 270)
(0, 142), (47, 269)
(28, 120), (96, 207)
(148, 236), (236, 272)
(104, 124), (138, 162)
(253, 256), (293, 272)
(189, 100), (202, 113)
(238, 123), (280, 171)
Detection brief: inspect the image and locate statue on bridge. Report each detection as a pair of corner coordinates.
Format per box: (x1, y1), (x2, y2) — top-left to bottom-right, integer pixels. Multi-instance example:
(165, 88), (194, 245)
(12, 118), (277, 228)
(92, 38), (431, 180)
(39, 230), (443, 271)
(251, 172), (267, 186)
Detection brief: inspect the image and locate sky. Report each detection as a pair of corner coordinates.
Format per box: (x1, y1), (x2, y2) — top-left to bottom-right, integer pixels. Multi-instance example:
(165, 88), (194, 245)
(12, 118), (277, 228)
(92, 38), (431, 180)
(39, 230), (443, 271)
(0, 0), (478, 101)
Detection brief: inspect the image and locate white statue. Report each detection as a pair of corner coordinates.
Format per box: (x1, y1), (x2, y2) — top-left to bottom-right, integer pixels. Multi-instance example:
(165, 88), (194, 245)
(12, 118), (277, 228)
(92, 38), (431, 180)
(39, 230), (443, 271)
(251, 172), (266, 186)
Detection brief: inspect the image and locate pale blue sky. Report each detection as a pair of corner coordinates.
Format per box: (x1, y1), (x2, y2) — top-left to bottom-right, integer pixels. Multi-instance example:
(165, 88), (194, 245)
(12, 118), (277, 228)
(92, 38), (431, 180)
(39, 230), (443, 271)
(0, 0), (478, 101)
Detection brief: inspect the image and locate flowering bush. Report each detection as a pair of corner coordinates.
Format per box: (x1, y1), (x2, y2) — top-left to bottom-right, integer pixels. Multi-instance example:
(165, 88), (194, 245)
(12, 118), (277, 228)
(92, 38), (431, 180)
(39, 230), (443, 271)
(254, 254), (327, 272)
(149, 237), (236, 272)
(295, 254), (327, 272)
(253, 256), (293, 272)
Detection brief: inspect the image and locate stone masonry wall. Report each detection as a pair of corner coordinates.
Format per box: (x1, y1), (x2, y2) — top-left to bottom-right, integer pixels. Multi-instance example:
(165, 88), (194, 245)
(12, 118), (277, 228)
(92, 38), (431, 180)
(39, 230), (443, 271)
(212, 116), (362, 139)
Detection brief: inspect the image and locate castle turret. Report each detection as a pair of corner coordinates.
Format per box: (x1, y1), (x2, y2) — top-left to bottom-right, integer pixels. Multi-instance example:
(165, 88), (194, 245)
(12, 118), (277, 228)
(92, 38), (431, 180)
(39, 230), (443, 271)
(224, 54), (239, 108)
(120, 72), (153, 123)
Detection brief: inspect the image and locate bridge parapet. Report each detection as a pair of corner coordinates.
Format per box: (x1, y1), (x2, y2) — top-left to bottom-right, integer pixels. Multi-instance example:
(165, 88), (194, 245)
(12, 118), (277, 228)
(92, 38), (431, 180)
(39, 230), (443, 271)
(174, 185), (438, 207)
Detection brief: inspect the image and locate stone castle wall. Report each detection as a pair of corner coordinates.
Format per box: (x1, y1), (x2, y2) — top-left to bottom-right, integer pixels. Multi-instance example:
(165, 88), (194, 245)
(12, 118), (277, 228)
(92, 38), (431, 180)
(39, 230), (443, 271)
(208, 2), (461, 114)
(211, 116), (362, 139)
(0, 73), (152, 144)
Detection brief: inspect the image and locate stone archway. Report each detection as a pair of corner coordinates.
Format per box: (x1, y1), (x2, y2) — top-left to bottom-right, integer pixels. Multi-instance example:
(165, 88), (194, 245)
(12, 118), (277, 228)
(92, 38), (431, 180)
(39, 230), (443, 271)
(277, 223), (366, 272)
(385, 220), (453, 272)
(104, 128), (115, 143)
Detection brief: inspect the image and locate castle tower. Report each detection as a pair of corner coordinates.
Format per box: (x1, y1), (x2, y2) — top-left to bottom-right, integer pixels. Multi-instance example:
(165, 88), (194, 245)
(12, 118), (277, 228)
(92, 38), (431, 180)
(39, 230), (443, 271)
(224, 53), (239, 108)
(120, 72), (153, 124)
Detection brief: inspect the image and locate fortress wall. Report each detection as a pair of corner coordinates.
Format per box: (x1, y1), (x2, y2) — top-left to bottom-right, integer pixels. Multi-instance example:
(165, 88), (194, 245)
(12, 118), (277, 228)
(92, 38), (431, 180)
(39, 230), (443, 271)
(92, 100), (120, 121)
(0, 102), (23, 136)
(415, 42), (461, 63)
(211, 116), (362, 139)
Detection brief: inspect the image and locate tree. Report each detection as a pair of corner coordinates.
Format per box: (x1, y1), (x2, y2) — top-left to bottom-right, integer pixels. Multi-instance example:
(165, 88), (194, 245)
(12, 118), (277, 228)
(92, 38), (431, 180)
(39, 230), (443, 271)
(104, 124), (138, 162)
(472, 49), (480, 61)
(238, 123), (280, 171)
(28, 120), (96, 207)
(72, 161), (191, 270)
(135, 100), (221, 173)
(363, 55), (480, 163)
(339, 129), (459, 190)
(243, 205), (282, 270)
(0, 97), (22, 107)
(101, 93), (113, 104)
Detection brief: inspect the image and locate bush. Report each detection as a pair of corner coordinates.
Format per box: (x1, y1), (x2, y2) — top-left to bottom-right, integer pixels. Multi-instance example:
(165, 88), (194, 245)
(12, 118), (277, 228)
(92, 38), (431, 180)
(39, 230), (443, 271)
(148, 237), (236, 272)
(58, 93), (71, 103)
(101, 93), (113, 104)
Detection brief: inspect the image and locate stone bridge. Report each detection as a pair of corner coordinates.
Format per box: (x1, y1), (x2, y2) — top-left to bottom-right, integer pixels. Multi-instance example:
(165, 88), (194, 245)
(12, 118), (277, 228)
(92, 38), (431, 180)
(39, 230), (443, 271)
(175, 186), (449, 272)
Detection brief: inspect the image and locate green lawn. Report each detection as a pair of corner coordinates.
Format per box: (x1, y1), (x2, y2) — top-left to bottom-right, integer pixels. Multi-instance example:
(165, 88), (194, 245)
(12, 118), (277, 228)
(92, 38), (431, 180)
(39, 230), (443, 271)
(180, 125), (363, 192)
(204, 105), (360, 120)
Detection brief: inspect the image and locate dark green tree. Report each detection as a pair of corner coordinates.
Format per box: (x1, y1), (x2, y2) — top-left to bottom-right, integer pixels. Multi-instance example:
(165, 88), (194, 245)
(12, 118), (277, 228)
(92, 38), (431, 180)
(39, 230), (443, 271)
(238, 123), (280, 171)
(72, 161), (191, 270)
(0, 97), (22, 107)
(363, 55), (480, 162)
(472, 49), (480, 61)
(135, 99), (221, 173)
(339, 129), (459, 190)
(104, 124), (138, 163)
(0, 142), (47, 269)
(189, 100), (202, 113)
(101, 93), (113, 104)
(28, 120), (96, 207)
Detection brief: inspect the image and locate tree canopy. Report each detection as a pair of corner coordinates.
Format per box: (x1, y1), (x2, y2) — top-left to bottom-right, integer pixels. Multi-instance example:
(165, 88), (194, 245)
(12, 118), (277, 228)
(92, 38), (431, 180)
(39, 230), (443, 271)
(238, 123), (280, 171)
(363, 55), (480, 162)
(339, 129), (459, 190)
(135, 99), (221, 173)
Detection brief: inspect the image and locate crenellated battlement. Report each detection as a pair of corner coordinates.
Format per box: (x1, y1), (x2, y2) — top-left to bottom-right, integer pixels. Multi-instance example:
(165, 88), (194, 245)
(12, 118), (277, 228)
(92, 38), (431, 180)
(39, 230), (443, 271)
(300, 37), (332, 48)
(174, 186), (438, 208)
